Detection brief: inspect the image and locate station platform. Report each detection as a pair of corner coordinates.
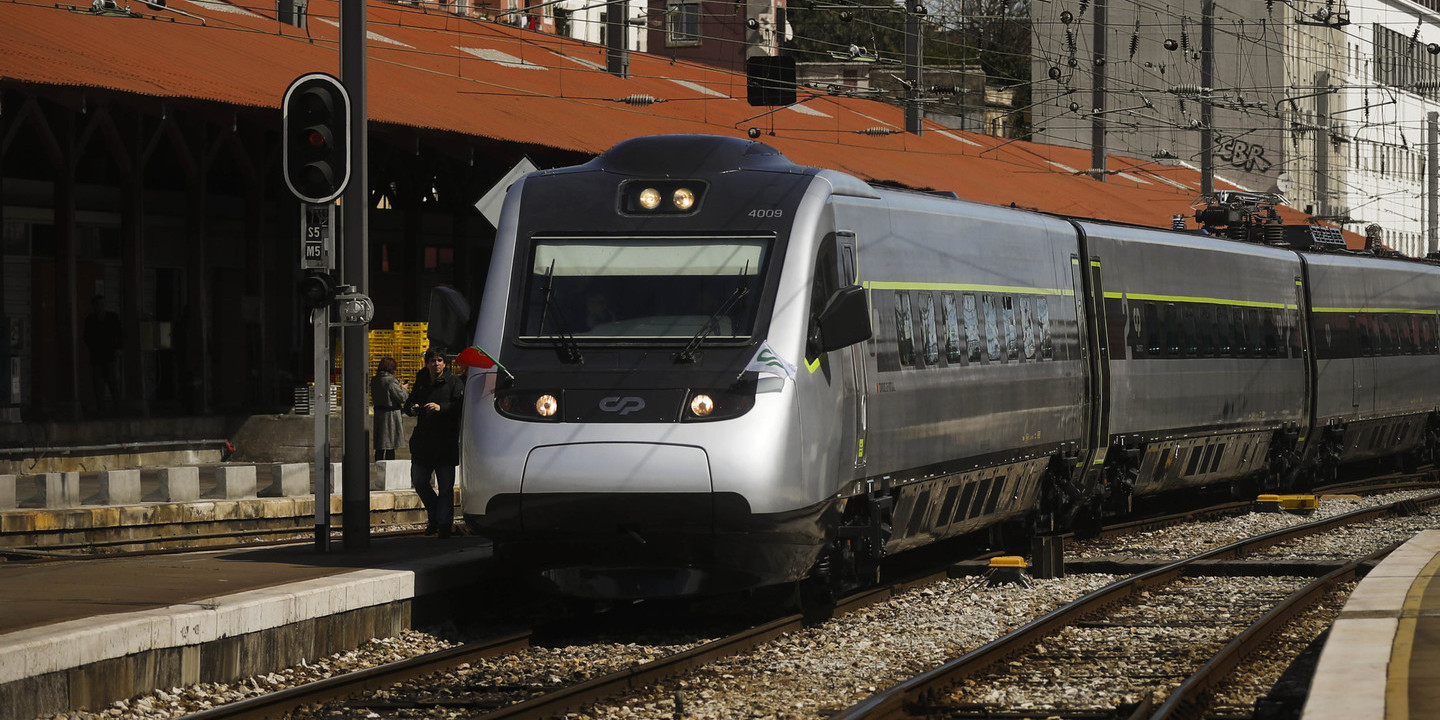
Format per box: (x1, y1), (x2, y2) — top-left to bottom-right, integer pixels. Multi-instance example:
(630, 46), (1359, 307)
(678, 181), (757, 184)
(0, 533), (494, 720)
(1303, 529), (1440, 720)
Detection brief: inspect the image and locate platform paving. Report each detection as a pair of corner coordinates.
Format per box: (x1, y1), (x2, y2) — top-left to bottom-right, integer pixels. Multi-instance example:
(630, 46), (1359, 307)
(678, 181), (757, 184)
(0, 534), (492, 719)
(1302, 529), (1440, 720)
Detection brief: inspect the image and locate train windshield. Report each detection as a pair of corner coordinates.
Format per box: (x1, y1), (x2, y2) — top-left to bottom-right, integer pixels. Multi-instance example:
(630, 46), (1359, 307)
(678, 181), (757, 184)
(520, 235), (770, 342)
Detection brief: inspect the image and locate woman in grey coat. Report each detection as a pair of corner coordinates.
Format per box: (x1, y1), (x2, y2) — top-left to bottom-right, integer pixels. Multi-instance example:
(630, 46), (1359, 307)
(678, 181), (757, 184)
(371, 357), (409, 461)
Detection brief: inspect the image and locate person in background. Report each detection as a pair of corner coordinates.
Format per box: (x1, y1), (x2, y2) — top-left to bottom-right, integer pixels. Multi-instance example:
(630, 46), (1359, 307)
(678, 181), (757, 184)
(83, 294), (123, 414)
(403, 348), (464, 537)
(371, 357), (408, 461)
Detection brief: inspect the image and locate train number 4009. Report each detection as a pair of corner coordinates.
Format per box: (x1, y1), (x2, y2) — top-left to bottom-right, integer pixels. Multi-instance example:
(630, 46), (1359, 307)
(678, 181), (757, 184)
(748, 209), (784, 218)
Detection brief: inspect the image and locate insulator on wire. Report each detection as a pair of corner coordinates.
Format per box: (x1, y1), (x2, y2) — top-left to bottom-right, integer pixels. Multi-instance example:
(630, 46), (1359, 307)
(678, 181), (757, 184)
(1129, 31), (1139, 59)
(856, 127), (900, 135)
(1078, 0), (1088, 17)
(929, 85), (961, 94)
(1066, 29), (1076, 54)
(616, 94), (662, 105)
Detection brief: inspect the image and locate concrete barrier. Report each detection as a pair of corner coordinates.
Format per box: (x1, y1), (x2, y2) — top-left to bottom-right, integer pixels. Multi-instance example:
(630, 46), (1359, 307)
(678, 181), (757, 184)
(213, 466), (257, 499)
(0, 474), (13, 509)
(265, 463), (310, 497)
(97, 469), (142, 505)
(36, 472), (81, 508)
(157, 467), (200, 502)
(370, 460), (411, 491)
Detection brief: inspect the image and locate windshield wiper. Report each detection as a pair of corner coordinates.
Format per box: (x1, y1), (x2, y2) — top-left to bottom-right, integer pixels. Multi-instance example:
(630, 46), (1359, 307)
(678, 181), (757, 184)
(538, 261), (583, 364)
(674, 283), (748, 363)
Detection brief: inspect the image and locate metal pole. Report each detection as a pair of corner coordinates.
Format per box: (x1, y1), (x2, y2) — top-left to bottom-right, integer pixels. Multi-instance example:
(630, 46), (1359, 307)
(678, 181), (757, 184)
(1200, 0), (1213, 196)
(1428, 111), (1437, 254)
(606, 0), (628, 77)
(1090, 0), (1105, 178)
(905, 6), (923, 135)
(341, 0), (370, 549)
(312, 306), (330, 551)
(1315, 71), (1330, 217)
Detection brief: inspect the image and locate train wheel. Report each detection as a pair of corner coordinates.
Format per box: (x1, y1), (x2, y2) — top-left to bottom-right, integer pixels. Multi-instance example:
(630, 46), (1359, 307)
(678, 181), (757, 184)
(797, 575), (837, 624)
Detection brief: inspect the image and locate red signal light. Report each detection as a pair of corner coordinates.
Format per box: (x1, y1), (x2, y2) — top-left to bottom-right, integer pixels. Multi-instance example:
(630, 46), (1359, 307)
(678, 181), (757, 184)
(305, 129), (327, 148)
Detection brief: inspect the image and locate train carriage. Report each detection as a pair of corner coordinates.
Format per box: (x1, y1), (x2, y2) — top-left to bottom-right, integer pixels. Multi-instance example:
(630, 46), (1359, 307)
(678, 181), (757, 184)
(850, 195), (1088, 552)
(1302, 252), (1440, 472)
(1077, 221), (1309, 501)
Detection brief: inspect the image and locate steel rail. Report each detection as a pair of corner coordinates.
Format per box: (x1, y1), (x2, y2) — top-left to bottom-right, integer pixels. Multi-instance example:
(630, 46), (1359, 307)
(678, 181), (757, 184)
(1146, 540), (1402, 720)
(470, 577), (941, 720)
(825, 491), (1440, 720)
(179, 631), (532, 720)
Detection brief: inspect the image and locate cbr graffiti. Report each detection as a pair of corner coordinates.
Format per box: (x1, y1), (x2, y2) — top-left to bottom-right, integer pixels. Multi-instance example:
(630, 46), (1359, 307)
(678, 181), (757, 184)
(1213, 132), (1274, 174)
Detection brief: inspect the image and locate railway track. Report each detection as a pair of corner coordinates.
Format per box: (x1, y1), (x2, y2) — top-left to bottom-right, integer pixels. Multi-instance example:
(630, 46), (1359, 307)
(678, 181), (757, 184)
(165, 488), (1438, 720)
(826, 492), (1440, 720)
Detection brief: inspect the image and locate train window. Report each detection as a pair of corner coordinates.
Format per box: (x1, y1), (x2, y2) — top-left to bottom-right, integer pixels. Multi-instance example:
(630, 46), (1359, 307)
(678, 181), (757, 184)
(1181, 306), (1198, 357)
(1422, 316), (1438, 354)
(1356, 315), (1371, 356)
(894, 291), (916, 366)
(942, 293), (963, 364)
(1021, 297), (1037, 360)
(963, 294), (982, 363)
(805, 242), (841, 362)
(1263, 310), (1280, 358)
(1286, 311), (1301, 358)
(522, 237), (767, 341)
(1163, 303), (1181, 356)
(919, 292), (940, 366)
(1198, 306), (1217, 356)
(1216, 307), (1232, 356)
(1002, 296), (1018, 361)
(1037, 298), (1053, 359)
(1143, 302), (1162, 356)
(983, 295), (1001, 362)
(1232, 306), (1255, 357)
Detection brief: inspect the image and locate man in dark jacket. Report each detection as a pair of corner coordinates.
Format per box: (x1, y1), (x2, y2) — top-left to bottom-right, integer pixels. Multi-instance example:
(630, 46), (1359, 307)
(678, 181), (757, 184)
(403, 348), (464, 537)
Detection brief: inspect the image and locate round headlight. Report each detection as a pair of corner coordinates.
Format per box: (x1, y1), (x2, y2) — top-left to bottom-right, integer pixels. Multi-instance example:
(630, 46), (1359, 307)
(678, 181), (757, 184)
(638, 188), (662, 210)
(689, 393), (714, 417)
(535, 394), (559, 417)
(672, 187), (696, 211)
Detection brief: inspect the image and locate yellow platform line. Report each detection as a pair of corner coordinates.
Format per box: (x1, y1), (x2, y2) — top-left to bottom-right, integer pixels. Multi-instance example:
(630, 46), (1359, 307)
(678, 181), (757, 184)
(1386, 551), (1440, 720)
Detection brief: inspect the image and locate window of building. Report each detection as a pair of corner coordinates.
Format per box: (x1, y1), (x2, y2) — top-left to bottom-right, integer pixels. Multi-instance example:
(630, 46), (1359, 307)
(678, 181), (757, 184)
(666, 0), (701, 46)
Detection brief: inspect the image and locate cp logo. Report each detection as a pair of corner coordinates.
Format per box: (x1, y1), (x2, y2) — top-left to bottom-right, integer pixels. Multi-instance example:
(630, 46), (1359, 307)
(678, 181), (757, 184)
(599, 396), (646, 416)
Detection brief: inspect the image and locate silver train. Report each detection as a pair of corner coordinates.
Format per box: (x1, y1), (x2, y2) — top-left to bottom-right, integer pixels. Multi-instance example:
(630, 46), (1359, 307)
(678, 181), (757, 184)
(428, 134), (1440, 600)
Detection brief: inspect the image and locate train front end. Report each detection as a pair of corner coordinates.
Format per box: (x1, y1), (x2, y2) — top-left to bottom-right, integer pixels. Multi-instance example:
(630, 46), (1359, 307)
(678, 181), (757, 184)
(459, 136), (856, 599)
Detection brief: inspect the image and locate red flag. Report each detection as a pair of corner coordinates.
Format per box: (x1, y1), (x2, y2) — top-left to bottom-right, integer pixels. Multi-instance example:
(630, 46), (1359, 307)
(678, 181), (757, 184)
(457, 345), (495, 369)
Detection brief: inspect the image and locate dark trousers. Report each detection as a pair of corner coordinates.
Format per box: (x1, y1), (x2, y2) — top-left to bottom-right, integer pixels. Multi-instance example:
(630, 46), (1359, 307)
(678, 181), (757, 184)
(410, 461), (455, 532)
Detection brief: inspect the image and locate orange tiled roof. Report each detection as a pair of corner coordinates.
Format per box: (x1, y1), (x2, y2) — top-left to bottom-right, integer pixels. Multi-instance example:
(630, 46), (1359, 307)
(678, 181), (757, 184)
(2, 0), (1347, 241)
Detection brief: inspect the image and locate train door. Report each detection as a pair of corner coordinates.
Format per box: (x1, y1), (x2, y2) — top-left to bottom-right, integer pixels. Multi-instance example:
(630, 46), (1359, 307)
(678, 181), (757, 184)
(838, 232), (867, 469)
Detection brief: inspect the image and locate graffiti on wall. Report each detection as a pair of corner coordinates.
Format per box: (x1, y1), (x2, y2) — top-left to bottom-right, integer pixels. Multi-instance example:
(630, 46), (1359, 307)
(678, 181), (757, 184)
(1212, 132), (1275, 174)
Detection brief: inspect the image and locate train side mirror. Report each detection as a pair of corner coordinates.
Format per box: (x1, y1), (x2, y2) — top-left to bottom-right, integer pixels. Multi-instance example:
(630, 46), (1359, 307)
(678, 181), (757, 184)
(818, 285), (872, 352)
(427, 285), (472, 353)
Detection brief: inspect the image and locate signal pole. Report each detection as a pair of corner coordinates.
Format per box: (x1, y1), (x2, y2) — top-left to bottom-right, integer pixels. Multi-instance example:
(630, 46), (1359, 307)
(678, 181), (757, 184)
(904, 3), (923, 135)
(341, 0), (371, 549)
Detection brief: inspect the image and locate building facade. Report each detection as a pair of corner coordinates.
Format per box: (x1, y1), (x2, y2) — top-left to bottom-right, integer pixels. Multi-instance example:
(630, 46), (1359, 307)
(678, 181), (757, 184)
(1031, 0), (1440, 257)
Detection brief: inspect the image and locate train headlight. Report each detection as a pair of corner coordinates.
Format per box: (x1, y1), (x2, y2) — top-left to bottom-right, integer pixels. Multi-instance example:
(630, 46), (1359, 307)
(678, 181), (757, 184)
(623, 181), (706, 214)
(495, 389), (563, 422)
(683, 388), (755, 422)
(689, 393), (715, 417)
(672, 188), (696, 211)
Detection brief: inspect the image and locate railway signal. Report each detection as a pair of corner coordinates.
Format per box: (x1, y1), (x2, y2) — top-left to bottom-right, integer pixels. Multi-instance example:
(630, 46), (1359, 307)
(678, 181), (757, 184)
(283, 73), (350, 204)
